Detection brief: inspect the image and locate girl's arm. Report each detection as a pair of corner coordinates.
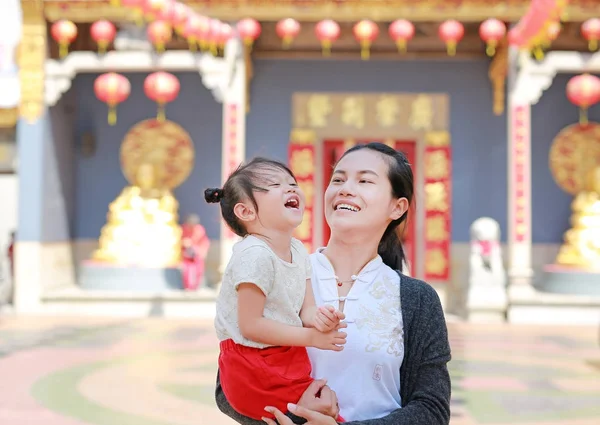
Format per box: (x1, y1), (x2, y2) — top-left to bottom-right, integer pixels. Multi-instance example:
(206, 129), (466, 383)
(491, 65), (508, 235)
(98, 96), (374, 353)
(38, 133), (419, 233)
(238, 282), (316, 347)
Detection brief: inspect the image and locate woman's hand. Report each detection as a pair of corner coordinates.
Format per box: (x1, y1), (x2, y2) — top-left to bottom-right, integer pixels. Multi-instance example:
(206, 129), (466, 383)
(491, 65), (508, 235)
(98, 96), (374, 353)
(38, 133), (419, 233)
(262, 403), (338, 425)
(296, 379), (340, 418)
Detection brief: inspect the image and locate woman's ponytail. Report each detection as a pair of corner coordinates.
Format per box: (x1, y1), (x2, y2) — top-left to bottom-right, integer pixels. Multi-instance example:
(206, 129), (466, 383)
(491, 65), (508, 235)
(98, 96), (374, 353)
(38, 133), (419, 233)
(378, 222), (406, 272)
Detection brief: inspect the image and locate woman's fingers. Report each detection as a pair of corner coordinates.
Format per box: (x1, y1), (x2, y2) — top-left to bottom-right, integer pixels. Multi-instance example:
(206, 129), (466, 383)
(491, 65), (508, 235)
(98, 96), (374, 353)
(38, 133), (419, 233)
(263, 407), (293, 425)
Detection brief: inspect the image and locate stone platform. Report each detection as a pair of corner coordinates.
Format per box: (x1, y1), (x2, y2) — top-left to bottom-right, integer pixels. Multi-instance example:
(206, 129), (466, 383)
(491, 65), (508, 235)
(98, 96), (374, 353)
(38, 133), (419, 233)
(79, 261), (184, 292)
(539, 264), (600, 296)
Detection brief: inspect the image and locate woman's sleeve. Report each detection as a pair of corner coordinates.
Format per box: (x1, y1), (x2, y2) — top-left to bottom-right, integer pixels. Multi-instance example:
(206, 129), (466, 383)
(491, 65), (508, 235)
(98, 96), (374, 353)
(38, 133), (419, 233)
(342, 284), (451, 425)
(215, 370), (309, 425)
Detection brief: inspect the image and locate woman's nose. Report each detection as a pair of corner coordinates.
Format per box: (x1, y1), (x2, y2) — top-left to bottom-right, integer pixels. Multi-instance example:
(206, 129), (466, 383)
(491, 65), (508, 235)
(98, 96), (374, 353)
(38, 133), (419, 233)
(338, 180), (355, 196)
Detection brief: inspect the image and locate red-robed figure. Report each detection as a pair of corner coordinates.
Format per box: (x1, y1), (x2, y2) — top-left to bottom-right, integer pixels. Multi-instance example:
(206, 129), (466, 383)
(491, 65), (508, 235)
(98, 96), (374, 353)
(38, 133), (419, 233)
(181, 214), (210, 290)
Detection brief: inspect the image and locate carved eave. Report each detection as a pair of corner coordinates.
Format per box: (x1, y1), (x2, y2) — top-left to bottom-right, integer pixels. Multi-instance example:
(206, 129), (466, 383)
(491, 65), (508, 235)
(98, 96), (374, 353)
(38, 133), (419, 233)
(45, 40), (243, 106)
(41, 0), (598, 23)
(513, 51), (600, 105)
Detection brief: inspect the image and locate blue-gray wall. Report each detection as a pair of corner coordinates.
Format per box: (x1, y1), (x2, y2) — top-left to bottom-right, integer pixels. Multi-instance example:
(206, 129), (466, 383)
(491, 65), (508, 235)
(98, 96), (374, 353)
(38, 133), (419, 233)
(17, 91), (76, 242)
(69, 62), (598, 244)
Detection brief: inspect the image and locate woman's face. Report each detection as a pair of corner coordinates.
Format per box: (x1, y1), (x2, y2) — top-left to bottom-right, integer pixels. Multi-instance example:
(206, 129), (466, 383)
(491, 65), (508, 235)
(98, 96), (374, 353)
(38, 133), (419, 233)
(324, 149), (407, 237)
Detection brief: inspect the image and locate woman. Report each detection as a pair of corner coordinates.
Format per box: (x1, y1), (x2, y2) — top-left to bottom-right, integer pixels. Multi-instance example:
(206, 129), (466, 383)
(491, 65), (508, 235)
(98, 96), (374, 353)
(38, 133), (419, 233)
(215, 142), (451, 425)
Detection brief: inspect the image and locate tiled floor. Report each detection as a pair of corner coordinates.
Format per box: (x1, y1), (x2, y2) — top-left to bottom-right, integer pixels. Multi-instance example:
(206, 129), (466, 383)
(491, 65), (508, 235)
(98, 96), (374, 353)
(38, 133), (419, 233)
(0, 316), (599, 425)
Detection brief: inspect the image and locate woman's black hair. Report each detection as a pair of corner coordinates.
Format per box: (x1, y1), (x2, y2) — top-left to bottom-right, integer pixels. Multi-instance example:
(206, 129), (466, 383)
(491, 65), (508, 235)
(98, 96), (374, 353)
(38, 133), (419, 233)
(338, 142), (414, 272)
(204, 157), (296, 237)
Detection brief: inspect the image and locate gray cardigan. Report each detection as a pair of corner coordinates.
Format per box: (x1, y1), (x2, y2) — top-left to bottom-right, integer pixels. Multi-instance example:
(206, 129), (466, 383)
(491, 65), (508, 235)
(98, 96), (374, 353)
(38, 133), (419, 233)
(214, 273), (452, 425)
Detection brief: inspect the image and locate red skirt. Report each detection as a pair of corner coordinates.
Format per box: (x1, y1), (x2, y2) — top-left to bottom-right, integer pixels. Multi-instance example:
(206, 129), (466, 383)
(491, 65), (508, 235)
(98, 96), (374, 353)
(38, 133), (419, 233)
(219, 339), (313, 420)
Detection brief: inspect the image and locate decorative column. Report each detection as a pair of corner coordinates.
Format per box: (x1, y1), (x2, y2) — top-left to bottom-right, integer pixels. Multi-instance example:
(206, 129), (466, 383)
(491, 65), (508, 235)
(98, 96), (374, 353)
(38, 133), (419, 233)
(507, 101), (533, 287)
(219, 38), (246, 275)
(13, 0), (47, 312)
(507, 49), (555, 290)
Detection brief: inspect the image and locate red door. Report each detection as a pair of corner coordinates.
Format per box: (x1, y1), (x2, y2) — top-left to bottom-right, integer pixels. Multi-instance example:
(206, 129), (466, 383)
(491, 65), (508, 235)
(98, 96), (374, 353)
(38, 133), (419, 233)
(322, 140), (416, 272)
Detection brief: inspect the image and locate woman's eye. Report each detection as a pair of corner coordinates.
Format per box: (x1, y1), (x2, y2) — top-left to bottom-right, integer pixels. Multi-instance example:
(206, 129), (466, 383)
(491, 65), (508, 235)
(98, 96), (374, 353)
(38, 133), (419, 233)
(359, 179), (372, 184)
(331, 178), (342, 183)
(269, 183), (280, 187)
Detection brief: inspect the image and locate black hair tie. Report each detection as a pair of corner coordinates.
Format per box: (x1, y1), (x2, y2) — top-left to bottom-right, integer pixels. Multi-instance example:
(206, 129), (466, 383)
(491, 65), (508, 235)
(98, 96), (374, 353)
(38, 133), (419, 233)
(204, 188), (224, 204)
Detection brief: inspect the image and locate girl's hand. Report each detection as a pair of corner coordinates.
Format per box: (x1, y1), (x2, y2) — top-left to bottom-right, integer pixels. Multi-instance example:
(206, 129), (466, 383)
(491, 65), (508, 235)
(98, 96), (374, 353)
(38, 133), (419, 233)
(314, 305), (345, 332)
(262, 404), (338, 425)
(297, 379), (340, 418)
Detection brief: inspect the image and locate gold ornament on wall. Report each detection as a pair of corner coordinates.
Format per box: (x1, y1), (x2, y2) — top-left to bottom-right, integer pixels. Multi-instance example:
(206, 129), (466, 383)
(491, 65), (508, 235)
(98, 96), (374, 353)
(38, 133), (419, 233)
(549, 123), (600, 196)
(120, 119), (195, 190)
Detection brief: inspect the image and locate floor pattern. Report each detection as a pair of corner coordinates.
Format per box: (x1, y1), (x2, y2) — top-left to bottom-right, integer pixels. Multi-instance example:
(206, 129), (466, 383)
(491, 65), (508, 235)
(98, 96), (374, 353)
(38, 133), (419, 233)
(1, 316), (599, 425)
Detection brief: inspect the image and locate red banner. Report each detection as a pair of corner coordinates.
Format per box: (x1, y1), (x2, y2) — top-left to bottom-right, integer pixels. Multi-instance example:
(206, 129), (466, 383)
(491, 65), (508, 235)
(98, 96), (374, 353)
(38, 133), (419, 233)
(423, 136), (452, 281)
(288, 130), (316, 253)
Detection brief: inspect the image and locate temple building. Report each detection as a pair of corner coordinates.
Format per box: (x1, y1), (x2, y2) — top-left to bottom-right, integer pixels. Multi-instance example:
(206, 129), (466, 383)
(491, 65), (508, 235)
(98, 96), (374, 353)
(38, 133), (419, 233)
(1, 0), (600, 322)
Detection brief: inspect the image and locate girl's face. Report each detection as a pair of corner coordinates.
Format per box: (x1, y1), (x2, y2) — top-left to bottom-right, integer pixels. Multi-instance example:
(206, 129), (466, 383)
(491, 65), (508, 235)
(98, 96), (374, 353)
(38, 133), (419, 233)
(252, 168), (305, 232)
(325, 149), (407, 237)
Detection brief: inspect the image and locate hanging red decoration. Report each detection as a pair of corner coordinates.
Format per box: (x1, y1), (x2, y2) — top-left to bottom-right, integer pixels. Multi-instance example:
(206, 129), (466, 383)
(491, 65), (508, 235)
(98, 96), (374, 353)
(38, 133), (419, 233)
(353, 20), (379, 60)
(51, 20), (78, 59)
(121, 0), (144, 26)
(237, 18), (262, 49)
(90, 20), (117, 55)
(144, 72), (180, 122)
(438, 20), (464, 56)
(582, 18), (600, 51)
(170, 2), (190, 35)
(315, 19), (340, 56)
(566, 73), (600, 125)
(388, 19), (415, 53)
(155, 0), (176, 22)
(147, 20), (172, 53)
(479, 18), (506, 56)
(182, 14), (202, 51)
(94, 73), (131, 126)
(276, 18), (301, 49)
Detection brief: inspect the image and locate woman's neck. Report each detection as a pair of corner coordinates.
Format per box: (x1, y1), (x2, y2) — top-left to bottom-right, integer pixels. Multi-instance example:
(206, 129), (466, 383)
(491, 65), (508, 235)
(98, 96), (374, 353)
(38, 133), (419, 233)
(322, 236), (380, 278)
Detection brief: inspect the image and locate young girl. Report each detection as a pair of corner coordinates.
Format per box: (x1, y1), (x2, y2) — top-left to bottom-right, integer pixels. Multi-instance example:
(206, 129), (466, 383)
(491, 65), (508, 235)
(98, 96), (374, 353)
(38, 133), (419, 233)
(205, 157), (346, 421)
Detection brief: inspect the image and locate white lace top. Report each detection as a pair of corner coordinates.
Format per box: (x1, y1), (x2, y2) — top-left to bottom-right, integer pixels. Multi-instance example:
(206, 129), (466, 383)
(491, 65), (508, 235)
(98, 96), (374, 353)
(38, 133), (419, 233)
(306, 249), (404, 421)
(215, 235), (312, 349)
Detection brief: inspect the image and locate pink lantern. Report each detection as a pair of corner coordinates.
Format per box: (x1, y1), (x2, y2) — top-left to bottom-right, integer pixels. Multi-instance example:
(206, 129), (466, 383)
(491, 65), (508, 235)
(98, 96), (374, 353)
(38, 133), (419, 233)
(479, 18), (506, 56)
(276, 18), (301, 48)
(389, 19), (415, 53)
(439, 20), (465, 56)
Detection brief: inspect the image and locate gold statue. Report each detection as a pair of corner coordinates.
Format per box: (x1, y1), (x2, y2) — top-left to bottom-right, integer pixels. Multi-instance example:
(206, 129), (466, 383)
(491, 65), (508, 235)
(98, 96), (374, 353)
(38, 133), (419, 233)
(556, 166), (600, 269)
(92, 119), (194, 268)
(93, 163), (182, 267)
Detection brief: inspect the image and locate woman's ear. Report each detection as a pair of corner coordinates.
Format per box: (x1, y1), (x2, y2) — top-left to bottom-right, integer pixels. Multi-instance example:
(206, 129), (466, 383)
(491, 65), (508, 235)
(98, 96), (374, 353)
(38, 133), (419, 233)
(390, 197), (409, 221)
(233, 202), (256, 223)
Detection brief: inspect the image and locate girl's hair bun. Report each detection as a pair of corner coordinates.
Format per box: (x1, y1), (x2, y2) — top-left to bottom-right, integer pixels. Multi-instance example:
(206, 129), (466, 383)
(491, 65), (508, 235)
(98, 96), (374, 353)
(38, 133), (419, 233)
(204, 188), (224, 204)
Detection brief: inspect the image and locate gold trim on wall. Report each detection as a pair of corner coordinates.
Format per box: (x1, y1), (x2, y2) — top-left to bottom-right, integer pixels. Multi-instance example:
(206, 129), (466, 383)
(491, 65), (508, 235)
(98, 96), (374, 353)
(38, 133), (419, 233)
(19, 0), (47, 123)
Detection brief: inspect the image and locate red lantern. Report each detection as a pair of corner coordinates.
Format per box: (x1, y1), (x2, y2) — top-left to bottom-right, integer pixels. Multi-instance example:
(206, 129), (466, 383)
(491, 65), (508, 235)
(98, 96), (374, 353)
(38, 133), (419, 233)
(566, 73), (600, 125)
(182, 14), (203, 51)
(147, 20), (172, 53)
(389, 19), (415, 53)
(144, 72), (180, 122)
(276, 18), (301, 49)
(170, 2), (190, 35)
(479, 18), (506, 56)
(94, 73), (131, 125)
(353, 20), (379, 60)
(90, 20), (117, 55)
(51, 20), (78, 59)
(237, 18), (261, 48)
(582, 18), (600, 51)
(121, 0), (144, 26)
(315, 19), (340, 56)
(439, 20), (464, 56)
